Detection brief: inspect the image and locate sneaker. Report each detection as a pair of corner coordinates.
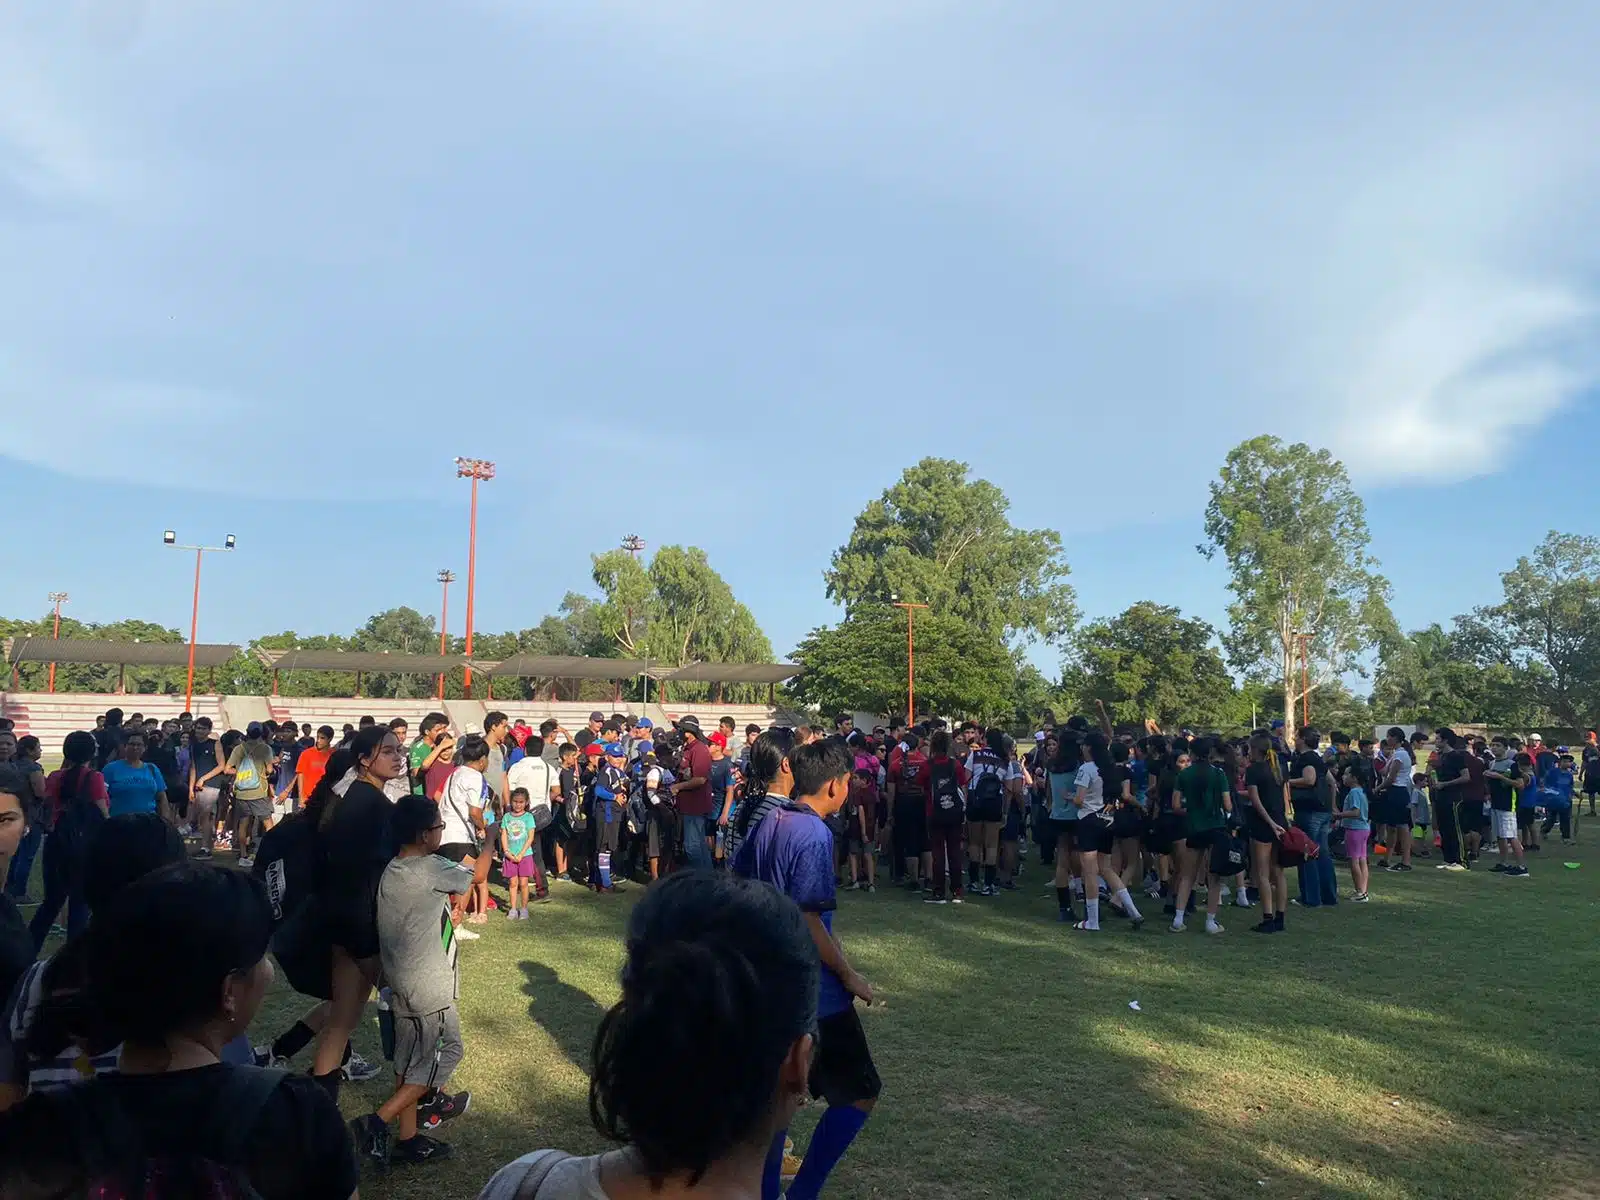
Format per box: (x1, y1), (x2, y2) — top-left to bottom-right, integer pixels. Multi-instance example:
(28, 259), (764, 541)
(780, 1154), (805, 1183)
(1490, 863), (1508, 873)
(1381, 862), (1395, 872)
(391, 1133), (453, 1165)
(1444, 862), (1468, 872)
(1394, 863), (1414, 872)
(1204, 920), (1225, 935)
(193, 849), (213, 860)
(418, 1090), (471, 1127)
(236, 856), (254, 869)
(10, 894), (37, 907)
(1352, 892), (1370, 903)
(1001, 881), (1018, 891)
(454, 926), (481, 941)
(866, 884), (876, 894)
(984, 884), (999, 897)
(252, 1047), (289, 1068)
(1251, 918), (1276, 933)
(343, 1050), (383, 1083)
(1505, 866), (1530, 877)
(951, 893), (965, 905)
(1234, 894), (1253, 908)
(924, 896), (948, 905)
(348, 1114), (390, 1165)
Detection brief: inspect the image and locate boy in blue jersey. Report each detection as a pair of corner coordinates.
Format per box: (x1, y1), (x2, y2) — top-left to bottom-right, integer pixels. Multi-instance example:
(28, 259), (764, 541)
(734, 737), (879, 1200)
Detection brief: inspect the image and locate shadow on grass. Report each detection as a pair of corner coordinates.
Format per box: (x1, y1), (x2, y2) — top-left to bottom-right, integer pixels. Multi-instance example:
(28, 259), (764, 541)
(519, 960), (607, 1076)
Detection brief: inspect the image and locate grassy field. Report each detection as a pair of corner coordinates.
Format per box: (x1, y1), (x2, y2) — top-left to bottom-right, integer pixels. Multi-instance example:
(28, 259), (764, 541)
(211, 852), (1600, 1198)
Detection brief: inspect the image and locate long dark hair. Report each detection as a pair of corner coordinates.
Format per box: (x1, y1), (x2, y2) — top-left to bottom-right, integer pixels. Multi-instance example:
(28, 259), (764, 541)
(56, 731), (98, 813)
(1084, 731), (1113, 774)
(1049, 732), (1083, 775)
(589, 871), (816, 1186)
(733, 728), (794, 841)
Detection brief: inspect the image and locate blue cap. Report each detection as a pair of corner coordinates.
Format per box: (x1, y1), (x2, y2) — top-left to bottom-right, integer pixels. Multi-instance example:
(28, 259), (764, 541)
(636, 718), (653, 729)
(1270, 719), (1285, 729)
(603, 742), (626, 756)
(246, 721), (264, 738)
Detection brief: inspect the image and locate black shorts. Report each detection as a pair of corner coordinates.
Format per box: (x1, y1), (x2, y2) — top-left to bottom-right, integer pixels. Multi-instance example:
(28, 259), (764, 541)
(646, 809), (678, 859)
(1185, 827), (1223, 852)
(1076, 816), (1115, 855)
(1001, 806), (1023, 843)
(1586, 776), (1600, 796)
(809, 1007), (882, 1108)
(323, 891), (379, 961)
(438, 842), (475, 864)
(1046, 817), (1077, 849)
(1376, 788), (1411, 828)
(1456, 801), (1489, 835)
(1516, 805), (1538, 828)
(1247, 816), (1281, 845)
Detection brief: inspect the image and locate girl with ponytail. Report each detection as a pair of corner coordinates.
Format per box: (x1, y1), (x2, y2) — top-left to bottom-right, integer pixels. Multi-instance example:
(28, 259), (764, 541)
(478, 870), (818, 1199)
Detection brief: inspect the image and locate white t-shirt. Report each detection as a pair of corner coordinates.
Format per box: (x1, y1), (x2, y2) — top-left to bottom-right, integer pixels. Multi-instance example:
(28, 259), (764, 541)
(1384, 748), (1414, 791)
(442, 765), (487, 848)
(507, 756), (557, 811)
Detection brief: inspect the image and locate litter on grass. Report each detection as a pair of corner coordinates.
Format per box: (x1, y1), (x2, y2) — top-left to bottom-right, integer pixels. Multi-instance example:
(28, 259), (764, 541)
(1128, 1001), (1142, 1012)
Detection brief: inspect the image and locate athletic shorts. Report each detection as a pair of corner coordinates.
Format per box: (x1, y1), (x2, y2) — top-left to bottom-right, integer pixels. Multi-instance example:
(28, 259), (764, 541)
(809, 1007), (882, 1107)
(1457, 801), (1489, 835)
(1185, 827), (1223, 852)
(1343, 828), (1370, 860)
(236, 797), (273, 821)
(647, 809), (678, 860)
(393, 1005), (464, 1089)
(438, 842), (475, 864)
(1586, 776), (1600, 796)
(1047, 817), (1078, 849)
(1492, 809), (1517, 840)
(323, 890), (380, 960)
(1247, 816), (1282, 845)
(1376, 788), (1411, 828)
(1516, 805), (1538, 829)
(1076, 816), (1115, 855)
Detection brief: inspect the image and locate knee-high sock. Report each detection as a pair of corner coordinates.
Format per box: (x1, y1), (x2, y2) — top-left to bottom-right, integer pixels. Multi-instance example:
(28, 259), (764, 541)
(761, 1128), (787, 1200)
(597, 851), (612, 888)
(787, 1105), (869, 1200)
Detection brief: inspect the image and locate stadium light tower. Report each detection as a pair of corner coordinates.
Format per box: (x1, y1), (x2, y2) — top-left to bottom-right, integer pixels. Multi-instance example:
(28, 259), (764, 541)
(621, 533), (646, 559)
(890, 594), (930, 722)
(163, 531), (236, 712)
(436, 568), (457, 700)
(46, 591), (69, 693)
(454, 458), (496, 696)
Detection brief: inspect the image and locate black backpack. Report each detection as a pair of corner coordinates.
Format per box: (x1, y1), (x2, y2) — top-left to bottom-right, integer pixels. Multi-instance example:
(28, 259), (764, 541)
(967, 754), (1005, 822)
(928, 759), (965, 826)
(252, 812), (318, 928)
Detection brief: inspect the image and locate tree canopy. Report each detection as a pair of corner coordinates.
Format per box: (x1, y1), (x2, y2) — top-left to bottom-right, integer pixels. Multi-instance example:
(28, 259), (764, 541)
(825, 458), (1077, 645)
(1200, 435), (1393, 729)
(1061, 602), (1234, 730)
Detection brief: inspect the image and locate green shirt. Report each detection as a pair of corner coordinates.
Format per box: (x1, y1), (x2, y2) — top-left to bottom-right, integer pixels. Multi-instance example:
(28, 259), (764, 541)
(408, 738), (432, 795)
(1176, 763), (1228, 835)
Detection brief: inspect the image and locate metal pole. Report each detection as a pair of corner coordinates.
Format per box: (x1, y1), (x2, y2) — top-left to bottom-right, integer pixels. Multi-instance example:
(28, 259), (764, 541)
(185, 548), (203, 713)
(893, 602), (929, 721)
(48, 593), (67, 693)
(463, 474), (479, 697)
(438, 572), (452, 701)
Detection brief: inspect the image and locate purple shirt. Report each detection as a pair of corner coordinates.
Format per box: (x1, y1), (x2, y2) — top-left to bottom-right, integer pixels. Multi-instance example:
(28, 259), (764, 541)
(733, 802), (848, 1017)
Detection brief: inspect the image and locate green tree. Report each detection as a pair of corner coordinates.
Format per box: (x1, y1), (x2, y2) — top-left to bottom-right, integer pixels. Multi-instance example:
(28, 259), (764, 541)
(1200, 436), (1393, 730)
(790, 606), (1016, 721)
(589, 545), (773, 669)
(1061, 602), (1234, 730)
(1457, 532), (1600, 727)
(1370, 622), (1531, 727)
(825, 458), (1077, 645)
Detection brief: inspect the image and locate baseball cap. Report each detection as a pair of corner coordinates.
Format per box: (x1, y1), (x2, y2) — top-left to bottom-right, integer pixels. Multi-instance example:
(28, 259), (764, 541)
(636, 717), (653, 730)
(246, 721), (264, 739)
(710, 732), (728, 749)
(1529, 733), (1544, 742)
(1270, 719), (1285, 730)
(583, 743), (605, 757)
(1034, 731), (1046, 742)
(589, 711), (606, 723)
(603, 742), (626, 756)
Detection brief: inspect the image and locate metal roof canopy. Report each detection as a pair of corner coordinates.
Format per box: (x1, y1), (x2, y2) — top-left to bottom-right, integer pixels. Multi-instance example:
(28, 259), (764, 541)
(4, 638), (240, 668)
(478, 654), (651, 680)
(256, 648), (473, 674)
(657, 662), (801, 685)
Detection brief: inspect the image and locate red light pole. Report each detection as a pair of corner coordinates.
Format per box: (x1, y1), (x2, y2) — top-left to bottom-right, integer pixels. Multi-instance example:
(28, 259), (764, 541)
(163, 531), (236, 713)
(46, 592), (68, 693)
(891, 597), (929, 721)
(454, 458), (495, 697)
(436, 568), (456, 700)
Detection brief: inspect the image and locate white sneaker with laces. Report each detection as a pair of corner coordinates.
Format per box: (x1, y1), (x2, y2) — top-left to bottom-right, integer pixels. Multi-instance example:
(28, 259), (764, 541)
(454, 926), (481, 940)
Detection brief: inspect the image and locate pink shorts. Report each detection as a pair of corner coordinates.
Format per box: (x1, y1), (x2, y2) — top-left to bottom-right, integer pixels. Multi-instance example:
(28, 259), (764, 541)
(502, 856), (540, 879)
(1344, 829), (1370, 860)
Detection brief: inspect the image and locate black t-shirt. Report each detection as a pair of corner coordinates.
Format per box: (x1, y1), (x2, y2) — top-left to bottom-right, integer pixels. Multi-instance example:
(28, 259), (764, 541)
(1244, 761), (1285, 824)
(1436, 749), (1468, 786)
(1487, 762), (1519, 812)
(1103, 763), (1130, 806)
(0, 1064), (358, 1200)
(94, 726), (126, 770)
(190, 738), (221, 788)
(319, 780), (396, 901)
(0, 895), (31, 1012)
(574, 728), (598, 751)
(1582, 745), (1600, 784)
(1290, 751), (1329, 813)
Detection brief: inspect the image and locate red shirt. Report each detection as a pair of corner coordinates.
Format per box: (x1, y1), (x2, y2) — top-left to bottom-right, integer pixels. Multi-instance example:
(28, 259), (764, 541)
(44, 766), (108, 825)
(895, 750), (929, 797)
(675, 739), (715, 816)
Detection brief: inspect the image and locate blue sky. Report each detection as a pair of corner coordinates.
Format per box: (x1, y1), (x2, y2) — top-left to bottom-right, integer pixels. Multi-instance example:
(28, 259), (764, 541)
(3, 1), (1598, 681)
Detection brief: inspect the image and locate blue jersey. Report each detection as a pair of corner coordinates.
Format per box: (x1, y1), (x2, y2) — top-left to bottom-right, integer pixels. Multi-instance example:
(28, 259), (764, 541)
(733, 801), (849, 1017)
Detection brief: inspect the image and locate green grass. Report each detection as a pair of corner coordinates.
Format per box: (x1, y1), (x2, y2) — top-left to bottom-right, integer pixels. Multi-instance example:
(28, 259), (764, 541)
(192, 852), (1600, 1197)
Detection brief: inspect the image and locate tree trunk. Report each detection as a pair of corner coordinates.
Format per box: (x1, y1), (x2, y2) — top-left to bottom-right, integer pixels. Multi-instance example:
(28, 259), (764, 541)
(1283, 641), (1296, 732)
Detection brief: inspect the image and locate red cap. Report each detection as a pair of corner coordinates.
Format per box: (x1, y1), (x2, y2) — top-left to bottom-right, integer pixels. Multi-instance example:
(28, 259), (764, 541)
(710, 732), (728, 749)
(583, 743), (605, 757)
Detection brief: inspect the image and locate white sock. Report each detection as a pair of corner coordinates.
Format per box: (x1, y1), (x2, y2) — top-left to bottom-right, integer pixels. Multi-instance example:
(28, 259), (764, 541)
(1115, 887), (1141, 920)
(1084, 898), (1100, 929)
(1205, 916), (1223, 933)
(1172, 910), (1186, 930)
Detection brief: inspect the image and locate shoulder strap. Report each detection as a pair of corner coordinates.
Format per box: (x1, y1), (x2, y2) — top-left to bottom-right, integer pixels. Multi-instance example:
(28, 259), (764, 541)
(208, 1067), (289, 1161)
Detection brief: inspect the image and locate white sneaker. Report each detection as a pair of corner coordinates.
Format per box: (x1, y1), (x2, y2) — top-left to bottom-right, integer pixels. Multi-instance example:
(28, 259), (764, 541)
(342, 1050), (383, 1082)
(236, 856), (254, 869)
(1205, 920), (1225, 935)
(455, 927), (481, 941)
(1235, 894), (1252, 908)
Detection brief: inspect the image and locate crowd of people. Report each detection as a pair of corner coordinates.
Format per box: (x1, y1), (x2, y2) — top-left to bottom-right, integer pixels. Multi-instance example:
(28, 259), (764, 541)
(0, 699), (1588, 1197)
